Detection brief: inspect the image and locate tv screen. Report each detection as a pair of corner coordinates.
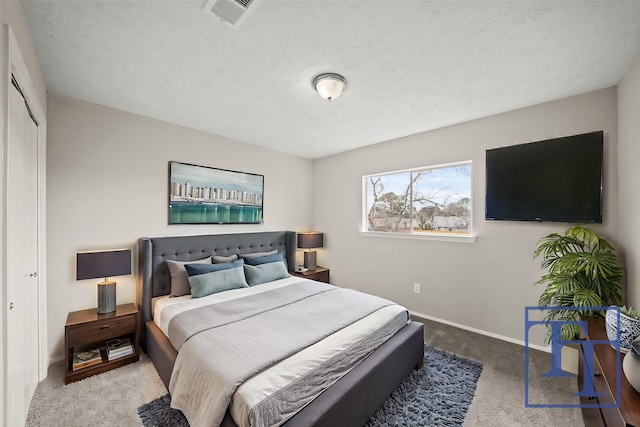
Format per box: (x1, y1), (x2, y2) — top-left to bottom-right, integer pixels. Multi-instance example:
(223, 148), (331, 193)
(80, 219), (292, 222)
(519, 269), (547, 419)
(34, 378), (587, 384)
(485, 131), (603, 223)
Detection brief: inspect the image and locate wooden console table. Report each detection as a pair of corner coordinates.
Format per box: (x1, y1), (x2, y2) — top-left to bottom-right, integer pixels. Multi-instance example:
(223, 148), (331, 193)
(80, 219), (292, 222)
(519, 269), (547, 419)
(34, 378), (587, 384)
(579, 316), (640, 426)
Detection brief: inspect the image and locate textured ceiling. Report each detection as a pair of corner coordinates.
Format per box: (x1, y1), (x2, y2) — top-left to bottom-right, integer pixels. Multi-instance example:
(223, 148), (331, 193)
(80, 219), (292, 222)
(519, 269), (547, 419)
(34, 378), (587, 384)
(21, 1), (640, 159)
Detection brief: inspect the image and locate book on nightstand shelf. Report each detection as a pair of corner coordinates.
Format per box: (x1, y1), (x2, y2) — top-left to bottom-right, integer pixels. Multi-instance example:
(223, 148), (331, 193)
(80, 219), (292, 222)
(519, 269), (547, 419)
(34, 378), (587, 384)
(106, 338), (134, 361)
(72, 349), (102, 370)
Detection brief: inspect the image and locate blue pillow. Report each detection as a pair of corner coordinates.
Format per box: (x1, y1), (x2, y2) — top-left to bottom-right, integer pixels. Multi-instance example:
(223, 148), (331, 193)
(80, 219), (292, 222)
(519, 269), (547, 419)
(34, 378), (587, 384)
(242, 253), (284, 266)
(185, 259), (244, 276)
(188, 266), (249, 298)
(243, 261), (290, 286)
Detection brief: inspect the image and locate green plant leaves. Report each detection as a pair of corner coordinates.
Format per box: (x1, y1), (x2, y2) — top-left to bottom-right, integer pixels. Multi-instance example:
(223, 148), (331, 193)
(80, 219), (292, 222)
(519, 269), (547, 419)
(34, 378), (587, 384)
(534, 225), (623, 343)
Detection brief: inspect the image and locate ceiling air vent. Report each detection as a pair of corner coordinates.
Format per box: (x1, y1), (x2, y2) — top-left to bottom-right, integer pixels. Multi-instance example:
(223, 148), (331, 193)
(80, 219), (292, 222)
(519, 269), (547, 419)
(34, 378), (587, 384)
(203, 0), (255, 26)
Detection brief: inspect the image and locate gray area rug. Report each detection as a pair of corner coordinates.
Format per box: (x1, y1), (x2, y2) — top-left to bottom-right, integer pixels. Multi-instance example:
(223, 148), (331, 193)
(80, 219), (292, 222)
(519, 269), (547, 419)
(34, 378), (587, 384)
(138, 344), (482, 426)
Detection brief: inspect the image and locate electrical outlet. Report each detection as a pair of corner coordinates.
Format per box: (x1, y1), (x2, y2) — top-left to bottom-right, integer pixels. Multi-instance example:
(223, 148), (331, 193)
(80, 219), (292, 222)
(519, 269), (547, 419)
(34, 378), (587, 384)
(413, 283), (421, 294)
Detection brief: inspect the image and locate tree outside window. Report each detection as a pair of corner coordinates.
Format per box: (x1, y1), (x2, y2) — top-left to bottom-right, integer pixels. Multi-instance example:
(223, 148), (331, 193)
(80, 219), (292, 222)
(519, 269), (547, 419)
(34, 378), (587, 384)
(365, 162), (472, 234)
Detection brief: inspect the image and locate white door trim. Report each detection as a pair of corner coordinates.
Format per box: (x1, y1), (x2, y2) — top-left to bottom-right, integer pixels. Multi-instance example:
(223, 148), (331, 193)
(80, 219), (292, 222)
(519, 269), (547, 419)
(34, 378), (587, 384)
(1, 24), (48, 425)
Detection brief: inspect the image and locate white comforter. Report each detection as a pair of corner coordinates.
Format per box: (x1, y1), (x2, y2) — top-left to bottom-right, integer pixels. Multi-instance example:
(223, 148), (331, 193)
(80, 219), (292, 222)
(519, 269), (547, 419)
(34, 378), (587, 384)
(154, 277), (408, 427)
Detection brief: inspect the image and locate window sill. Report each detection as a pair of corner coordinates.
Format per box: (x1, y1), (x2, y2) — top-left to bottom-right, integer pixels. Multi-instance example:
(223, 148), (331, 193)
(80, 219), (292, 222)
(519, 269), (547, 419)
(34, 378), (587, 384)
(360, 231), (477, 243)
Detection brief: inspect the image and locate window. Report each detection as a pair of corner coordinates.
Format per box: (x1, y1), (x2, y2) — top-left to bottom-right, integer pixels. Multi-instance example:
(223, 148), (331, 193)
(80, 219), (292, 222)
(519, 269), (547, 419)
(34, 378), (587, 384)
(364, 161), (472, 237)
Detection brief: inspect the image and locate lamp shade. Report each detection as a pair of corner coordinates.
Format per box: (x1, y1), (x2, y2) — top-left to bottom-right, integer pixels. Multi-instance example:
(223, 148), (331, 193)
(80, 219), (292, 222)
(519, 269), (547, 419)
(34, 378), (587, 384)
(297, 232), (324, 249)
(76, 249), (131, 280)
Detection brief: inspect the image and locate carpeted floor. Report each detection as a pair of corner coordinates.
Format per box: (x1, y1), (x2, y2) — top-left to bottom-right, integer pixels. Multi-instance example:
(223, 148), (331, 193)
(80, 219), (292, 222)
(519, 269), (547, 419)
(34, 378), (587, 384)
(363, 345), (482, 426)
(26, 316), (585, 426)
(25, 352), (165, 427)
(137, 345), (482, 427)
(419, 317), (584, 427)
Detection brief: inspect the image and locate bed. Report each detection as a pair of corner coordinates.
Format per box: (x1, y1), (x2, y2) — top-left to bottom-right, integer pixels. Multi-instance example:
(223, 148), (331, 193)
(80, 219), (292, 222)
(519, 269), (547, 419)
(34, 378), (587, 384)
(137, 231), (424, 427)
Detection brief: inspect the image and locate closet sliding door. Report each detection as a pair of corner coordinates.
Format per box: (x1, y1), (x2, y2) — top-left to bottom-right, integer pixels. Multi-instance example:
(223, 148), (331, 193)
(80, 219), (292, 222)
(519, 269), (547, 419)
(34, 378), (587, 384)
(6, 78), (40, 427)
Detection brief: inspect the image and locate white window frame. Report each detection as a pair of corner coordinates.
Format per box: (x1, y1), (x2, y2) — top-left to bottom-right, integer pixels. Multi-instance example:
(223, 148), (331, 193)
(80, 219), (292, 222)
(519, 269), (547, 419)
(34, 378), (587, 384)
(361, 161), (476, 243)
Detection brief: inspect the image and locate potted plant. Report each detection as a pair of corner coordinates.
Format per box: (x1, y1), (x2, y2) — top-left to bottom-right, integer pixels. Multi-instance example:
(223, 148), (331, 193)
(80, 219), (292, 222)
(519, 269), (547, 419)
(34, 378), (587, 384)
(605, 305), (640, 352)
(534, 225), (624, 342)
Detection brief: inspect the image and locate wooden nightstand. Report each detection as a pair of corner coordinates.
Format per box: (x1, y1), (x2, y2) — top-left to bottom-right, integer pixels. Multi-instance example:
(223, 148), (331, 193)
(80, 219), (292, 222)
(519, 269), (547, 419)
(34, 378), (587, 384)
(291, 266), (330, 283)
(64, 303), (140, 384)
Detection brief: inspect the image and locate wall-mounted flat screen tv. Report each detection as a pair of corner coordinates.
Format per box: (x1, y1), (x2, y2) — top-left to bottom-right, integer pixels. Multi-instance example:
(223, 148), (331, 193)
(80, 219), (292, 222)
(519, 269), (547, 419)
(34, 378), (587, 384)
(485, 131), (603, 223)
(169, 161), (264, 224)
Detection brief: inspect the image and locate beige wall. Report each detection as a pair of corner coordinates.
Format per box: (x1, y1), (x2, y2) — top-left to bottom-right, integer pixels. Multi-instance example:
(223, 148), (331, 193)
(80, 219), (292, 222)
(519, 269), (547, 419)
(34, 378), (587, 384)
(1, 1), (47, 109)
(618, 52), (640, 309)
(312, 88), (618, 347)
(46, 93), (314, 360)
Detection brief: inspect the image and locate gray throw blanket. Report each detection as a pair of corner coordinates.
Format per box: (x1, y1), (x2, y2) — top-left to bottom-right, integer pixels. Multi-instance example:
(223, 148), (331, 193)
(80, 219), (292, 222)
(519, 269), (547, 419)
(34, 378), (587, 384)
(168, 281), (397, 427)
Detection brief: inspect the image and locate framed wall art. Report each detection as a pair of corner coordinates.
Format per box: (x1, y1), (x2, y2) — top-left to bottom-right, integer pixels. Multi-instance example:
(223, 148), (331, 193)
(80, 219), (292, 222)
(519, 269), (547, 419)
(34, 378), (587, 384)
(169, 161), (264, 224)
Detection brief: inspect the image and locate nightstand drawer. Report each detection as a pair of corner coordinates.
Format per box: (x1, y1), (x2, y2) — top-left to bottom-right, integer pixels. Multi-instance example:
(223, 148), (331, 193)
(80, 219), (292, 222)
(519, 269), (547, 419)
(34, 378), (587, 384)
(67, 314), (135, 346)
(592, 349), (624, 427)
(291, 266), (330, 284)
(305, 269), (329, 283)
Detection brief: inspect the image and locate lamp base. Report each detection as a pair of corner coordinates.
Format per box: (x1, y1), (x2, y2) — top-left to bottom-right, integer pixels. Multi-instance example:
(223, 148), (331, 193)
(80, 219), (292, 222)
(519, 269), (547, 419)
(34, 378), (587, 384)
(97, 281), (116, 314)
(303, 251), (317, 271)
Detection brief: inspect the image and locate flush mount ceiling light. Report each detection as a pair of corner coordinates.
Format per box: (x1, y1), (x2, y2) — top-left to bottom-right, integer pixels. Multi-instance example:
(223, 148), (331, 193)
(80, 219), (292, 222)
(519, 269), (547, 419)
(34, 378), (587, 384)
(313, 73), (347, 101)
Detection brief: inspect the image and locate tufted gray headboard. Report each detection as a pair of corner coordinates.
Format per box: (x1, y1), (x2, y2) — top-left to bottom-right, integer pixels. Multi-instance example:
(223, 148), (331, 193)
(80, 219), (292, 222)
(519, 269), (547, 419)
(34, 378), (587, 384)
(137, 231), (296, 346)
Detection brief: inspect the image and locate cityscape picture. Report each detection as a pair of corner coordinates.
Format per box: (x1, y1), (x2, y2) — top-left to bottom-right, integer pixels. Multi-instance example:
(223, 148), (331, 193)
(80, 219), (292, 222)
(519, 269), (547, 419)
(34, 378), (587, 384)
(169, 161), (264, 224)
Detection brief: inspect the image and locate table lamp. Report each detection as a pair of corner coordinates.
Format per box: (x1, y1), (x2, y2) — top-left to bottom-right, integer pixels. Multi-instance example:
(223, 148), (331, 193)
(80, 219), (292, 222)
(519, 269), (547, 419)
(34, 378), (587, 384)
(76, 249), (131, 314)
(297, 232), (324, 271)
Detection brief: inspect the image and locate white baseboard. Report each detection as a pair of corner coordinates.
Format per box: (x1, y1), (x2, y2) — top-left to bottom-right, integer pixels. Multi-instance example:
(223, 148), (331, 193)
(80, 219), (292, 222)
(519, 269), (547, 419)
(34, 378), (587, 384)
(411, 309), (580, 375)
(49, 354), (64, 366)
(410, 310), (551, 353)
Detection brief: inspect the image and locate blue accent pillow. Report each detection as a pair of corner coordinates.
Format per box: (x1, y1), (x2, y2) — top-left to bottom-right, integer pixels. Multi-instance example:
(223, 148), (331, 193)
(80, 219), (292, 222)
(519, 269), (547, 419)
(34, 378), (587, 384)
(242, 253), (284, 266)
(185, 259), (244, 276)
(243, 261), (290, 286)
(188, 266), (249, 298)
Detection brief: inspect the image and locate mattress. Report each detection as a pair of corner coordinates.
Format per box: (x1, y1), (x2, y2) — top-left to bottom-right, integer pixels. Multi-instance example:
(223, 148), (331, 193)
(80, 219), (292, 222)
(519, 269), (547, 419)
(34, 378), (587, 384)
(154, 276), (408, 427)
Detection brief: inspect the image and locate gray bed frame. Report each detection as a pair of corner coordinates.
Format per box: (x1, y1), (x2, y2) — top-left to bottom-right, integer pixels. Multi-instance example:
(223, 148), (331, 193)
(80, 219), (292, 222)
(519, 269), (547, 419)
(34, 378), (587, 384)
(137, 231), (424, 427)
